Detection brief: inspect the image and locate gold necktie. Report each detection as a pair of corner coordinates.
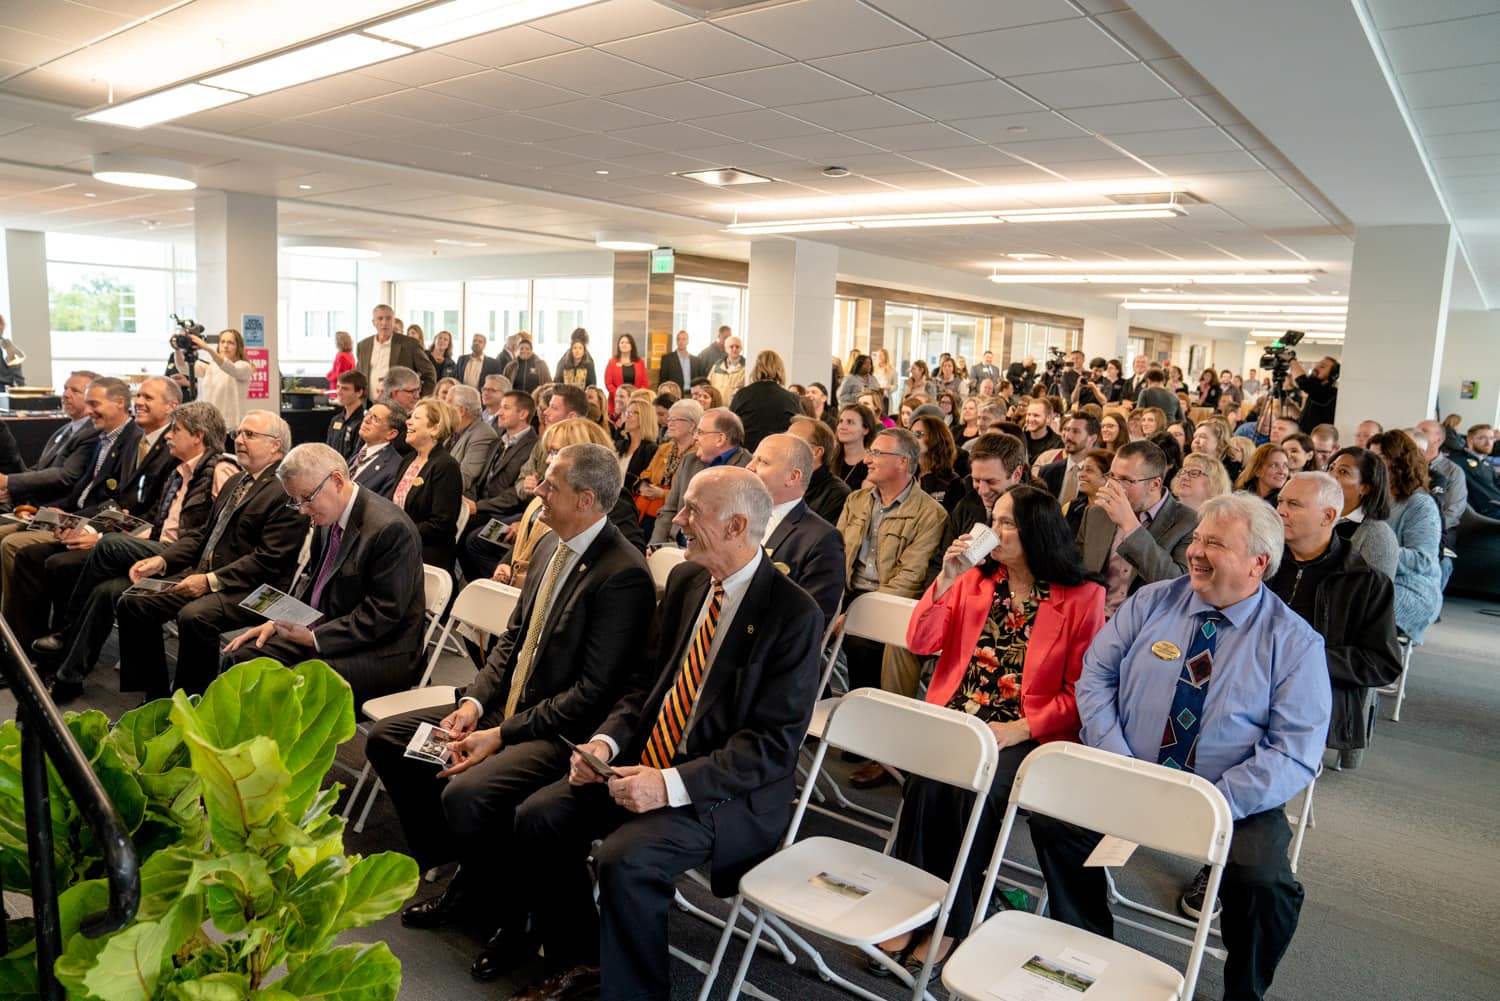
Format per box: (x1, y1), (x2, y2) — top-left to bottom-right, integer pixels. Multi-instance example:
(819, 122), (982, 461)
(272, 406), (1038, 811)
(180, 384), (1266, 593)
(504, 542), (571, 718)
(1060, 462), (1080, 508)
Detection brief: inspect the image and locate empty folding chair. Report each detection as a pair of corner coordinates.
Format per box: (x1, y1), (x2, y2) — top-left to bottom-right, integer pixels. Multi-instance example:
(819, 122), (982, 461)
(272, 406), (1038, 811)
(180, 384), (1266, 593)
(647, 545), (686, 597)
(943, 742), (1233, 1001)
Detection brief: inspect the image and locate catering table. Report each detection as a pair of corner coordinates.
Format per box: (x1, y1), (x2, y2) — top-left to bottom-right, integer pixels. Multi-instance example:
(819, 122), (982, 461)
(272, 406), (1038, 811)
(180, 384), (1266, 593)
(281, 406), (337, 447)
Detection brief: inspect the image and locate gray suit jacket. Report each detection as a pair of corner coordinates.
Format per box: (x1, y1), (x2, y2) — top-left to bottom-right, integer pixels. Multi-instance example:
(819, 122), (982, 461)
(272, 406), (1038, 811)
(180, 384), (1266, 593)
(648, 447), (753, 546)
(8, 420), (100, 506)
(447, 419), (499, 496)
(1077, 493), (1198, 591)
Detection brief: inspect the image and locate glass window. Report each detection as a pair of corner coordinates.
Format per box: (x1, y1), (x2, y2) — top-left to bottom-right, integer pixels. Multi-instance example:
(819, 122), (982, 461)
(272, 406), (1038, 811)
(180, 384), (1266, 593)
(465, 279), (530, 347)
(830, 297), (858, 360)
(884, 304), (916, 388)
(533, 277), (612, 366)
(1014, 321), (1079, 363)
(1127, 336), (1149, 370)
(674, 280), (744, 354)
(396, 281), (463, 344)
(277, 253), (358, 376)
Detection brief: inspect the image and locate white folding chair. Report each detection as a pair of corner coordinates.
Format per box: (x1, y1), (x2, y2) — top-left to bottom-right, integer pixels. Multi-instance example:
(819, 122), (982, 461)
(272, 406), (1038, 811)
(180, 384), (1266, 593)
(803, 592), (918, 835)
(454, 502), (471, 541)
(1380, 635), (1414, 721)
(342, 578), (521, 832)
(701, 688), (999, 1001)
(648, 545), (686, 597)
(1285, 765), (1320, 875)
(944, 743), (1233, 1001)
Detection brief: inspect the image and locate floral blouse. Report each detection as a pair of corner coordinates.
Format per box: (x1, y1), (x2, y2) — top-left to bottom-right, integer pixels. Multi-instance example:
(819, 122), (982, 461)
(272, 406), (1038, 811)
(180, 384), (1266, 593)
(944, 570), (1050, 724)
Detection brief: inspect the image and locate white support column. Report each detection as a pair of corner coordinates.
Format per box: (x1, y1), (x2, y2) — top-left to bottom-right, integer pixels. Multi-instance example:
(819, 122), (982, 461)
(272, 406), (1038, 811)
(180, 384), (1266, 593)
(746, 239), (838, 390)
(195, 192), (280, 410)
(1081, 305), (1129, 363)
(1437, 310), (1500, 428)
(0, 230), (52, 386)
(1337, 225), (1455, 436)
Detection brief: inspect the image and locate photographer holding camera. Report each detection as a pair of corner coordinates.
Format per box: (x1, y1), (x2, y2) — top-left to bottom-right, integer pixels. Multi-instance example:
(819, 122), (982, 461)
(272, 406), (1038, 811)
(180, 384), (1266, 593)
(172, 322), (252, 429)
(1285, 355), (1339, 433)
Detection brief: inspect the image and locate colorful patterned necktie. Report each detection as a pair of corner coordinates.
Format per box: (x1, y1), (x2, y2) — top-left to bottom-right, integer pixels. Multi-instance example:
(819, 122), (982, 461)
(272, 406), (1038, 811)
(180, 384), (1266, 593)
(1158, 612), (1223, 772)
(642, 583), (726, 768)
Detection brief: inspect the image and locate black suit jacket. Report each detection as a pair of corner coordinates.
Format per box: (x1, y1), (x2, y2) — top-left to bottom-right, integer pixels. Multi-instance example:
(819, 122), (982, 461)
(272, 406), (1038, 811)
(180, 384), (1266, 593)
(764, 501), (845, 628)
(474, 426), (536, 518)
(0, 421), (24, 474)
(67, 421), (143, 514)
(657, 351), (697, 389)
(729, 380), (803, 452)
(456, 354), (503, 387)
(804, 466), (850, 527)
(355, 333), (438, 396)
(1037, 458), (1067, 499)
(291, 487), (425, 670)
(325, 404), (366, 461)
(159, 460), (307, 594)
(148, 452), (232, 543)
(464, 521), (654, 746)
(9, 421), (100, 507)
(600, 556), (822, 894)
(121, 427), (176, 518)
(395, 448), (464, 570)
(352, 445), (402, 499)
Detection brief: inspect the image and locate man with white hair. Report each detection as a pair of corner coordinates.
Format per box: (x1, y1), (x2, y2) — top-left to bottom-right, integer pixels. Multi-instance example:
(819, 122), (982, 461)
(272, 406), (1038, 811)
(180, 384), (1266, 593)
(1031, 493), (1330, 1001)
(444, 384), (498, 494)
(507, 466), (822, 1001)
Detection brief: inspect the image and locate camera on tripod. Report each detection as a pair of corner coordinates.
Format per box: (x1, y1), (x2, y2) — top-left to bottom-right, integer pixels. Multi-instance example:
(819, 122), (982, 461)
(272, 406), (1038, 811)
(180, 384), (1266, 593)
(1259, 330), (1304, 376)
(171, 314), (206, 355)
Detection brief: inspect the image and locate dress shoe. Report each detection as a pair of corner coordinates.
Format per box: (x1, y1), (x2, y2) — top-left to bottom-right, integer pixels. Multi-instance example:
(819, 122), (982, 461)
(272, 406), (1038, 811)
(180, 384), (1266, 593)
(32, 633), (65, 655)
(399, 879), (474, 929)
(848, 761), (894, 789)
(469, 928), (535, 982)
(509, 964), (601, 1001)
(47, 678), (85, 706)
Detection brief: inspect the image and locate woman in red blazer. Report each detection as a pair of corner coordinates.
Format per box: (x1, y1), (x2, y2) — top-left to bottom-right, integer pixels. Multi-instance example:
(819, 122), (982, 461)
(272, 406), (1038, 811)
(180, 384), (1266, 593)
(603, 333), (650, 418)
(874, 485), (1105, 976)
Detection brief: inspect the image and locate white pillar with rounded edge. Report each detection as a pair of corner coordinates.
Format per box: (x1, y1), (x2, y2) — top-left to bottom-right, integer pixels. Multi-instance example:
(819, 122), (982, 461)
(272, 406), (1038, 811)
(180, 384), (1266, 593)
(1081, 305), (1129, 364)
(1438, 310), (1500, 428)
(1336, 224), (1455, 438)
(0, 230), (51, 386)
(746, 238), (838, 391)
(194, 191), (279, 411)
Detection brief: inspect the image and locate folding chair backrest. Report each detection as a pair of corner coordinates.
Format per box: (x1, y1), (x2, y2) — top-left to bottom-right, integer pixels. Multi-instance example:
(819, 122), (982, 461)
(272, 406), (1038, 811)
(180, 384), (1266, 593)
(648, 546), (686, 592)
(450, 578), (522, 637)
(843, 592), (918, 648)
(454, 503), (471, 541)
(824, 688), (996, 793)
(1012, 742), (1232, 865)
(422, 565), (453, 619)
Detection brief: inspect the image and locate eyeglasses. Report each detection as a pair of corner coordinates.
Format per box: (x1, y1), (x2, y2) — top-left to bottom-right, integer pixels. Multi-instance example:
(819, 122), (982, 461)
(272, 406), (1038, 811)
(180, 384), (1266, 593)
(233, 427), (278, 441)
(1179, 468), (1206, 480)
(694, 427), (724, 438)
(285, 472), (335, 511)
(1106, 472), (1158, 485)
(866, 447), (905, 459)
(667, 416), (694, 425)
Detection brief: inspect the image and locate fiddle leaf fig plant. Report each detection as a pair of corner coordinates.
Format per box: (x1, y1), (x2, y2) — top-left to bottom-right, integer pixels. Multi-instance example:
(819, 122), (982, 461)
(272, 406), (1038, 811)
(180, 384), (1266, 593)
(0, 658), (418, 1000)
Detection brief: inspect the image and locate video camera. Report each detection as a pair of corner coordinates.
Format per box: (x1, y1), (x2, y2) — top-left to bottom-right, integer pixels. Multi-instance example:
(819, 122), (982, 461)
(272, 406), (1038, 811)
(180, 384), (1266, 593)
(1259, 330), (1304, 373)
(170, 314), (206, 354)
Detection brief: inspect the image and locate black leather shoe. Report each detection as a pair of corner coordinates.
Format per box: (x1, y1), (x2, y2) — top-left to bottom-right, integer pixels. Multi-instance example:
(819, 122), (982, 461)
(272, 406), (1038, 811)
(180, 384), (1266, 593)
(47, 678), (85, 706)
(400, 879), (474, 929)
(32, 633), (65, 655)
(509, 964), (600, 1001)
(470, 928), (536, 982)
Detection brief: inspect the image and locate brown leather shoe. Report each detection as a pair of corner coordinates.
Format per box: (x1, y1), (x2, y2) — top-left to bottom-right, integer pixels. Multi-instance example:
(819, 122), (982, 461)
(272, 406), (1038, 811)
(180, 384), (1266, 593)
(848, 761), (894, 789)
(509, 964), (601, 1001)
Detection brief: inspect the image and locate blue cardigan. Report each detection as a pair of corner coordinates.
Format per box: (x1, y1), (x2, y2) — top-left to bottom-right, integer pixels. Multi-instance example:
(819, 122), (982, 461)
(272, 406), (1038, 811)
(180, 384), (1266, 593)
(1388, 492), (1442, 643)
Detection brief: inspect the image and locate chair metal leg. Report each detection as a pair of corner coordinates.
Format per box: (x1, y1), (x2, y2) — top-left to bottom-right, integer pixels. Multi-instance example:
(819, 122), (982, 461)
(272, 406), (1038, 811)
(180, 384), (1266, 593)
(354, 777), (383, 833)
(340, 761), (373, 822)
(1382, 640), (1414, 721)
(696, 896), (744, 1001)
(1103, 869), (1229, 962)
(673, 890), (796, 965)
(723, 911), (768, 1001)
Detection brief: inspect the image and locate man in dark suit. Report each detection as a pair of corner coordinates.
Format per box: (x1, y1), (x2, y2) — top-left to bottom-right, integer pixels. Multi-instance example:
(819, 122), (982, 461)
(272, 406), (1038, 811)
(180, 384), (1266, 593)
(325, 370), (368, 462)
(348, 402), (405, 498)
(0, 370), (99, 511)
(118, 376), (181, 519)
(506, 466), (823, 1001)
(116, 410), (308, 698)
(786, 416), (851, 526)
(368, 443), (655, 980)
(657, 329), (698, 389)
(356, 303), (437, 397)
(225, 443), (425, 706)
(459, 391), (538, 580)
(456, 333), (504, 389)
(1037, 412), (1100, 510)
(1076, 439), (1197, 618)
(749, 433), (845, 628)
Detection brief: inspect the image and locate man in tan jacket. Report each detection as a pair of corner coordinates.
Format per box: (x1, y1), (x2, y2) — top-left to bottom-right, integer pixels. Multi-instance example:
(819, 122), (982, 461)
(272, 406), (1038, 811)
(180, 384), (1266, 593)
(836, 427), (946, 783)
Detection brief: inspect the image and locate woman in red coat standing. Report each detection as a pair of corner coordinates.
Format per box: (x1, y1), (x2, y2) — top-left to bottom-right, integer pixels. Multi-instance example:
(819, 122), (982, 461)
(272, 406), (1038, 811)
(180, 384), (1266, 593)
(603, 333), (649, 418)
(871, 485), (1105, 977)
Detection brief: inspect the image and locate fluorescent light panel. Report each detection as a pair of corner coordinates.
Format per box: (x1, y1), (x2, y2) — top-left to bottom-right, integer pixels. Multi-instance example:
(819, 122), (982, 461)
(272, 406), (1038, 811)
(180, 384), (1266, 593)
(993, 259), (1314, 272)
(1121, 300), (1347, 312)
(726, 202), (1184, 235)
(1207, 319), (1345, 331)
(989, 273), (1314, 285)
(370, 0), (599, 48)
(80, 83), (245, 128)
(1205, 314), (1347, 324)
(204, 34), (413, 94)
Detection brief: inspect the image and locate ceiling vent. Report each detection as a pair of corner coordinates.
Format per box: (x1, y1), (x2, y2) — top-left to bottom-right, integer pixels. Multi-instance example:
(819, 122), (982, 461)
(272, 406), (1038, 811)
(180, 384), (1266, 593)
(677, 167), (774, 186)
(1108, 191), (1204, 206)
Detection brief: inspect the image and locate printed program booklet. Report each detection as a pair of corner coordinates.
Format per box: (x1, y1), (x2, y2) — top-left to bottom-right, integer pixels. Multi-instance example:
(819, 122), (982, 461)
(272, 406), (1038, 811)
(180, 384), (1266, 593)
(404, 722), (453, 766)
(238, 584), (323, 627)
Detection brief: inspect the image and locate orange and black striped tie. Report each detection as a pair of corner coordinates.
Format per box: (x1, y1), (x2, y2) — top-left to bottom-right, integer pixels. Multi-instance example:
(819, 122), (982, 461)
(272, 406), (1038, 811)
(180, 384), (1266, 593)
(642, 583), (726, 769)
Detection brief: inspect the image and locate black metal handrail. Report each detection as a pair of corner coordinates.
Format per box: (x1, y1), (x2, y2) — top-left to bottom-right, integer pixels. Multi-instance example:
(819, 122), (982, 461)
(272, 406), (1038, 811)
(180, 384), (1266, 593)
(0, 614), (139, 1001)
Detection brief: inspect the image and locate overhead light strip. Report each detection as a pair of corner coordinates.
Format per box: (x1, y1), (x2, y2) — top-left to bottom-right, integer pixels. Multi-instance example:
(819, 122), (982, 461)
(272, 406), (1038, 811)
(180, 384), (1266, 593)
(1121, 300), (1347, 312)
(726, 202), (1186, 235)
(989, 273), (1315, 285)
(203, 34), (415, 95)
(1206, 319), (1346, 331)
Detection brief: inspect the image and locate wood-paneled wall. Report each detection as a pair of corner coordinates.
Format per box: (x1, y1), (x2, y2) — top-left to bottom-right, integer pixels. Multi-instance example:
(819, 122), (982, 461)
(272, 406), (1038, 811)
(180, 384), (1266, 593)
(613, 252), (752, 372)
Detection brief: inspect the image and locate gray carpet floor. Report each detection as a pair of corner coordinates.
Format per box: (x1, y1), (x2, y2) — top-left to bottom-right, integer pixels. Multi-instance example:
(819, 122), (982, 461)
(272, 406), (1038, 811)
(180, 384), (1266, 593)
(4, 597), (1498, 999)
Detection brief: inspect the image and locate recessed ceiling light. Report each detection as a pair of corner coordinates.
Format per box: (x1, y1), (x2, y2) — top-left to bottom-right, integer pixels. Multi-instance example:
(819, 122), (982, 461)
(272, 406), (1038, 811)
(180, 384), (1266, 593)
(280, 237), (380, 259)
(595, 230), (658, 251)
(595, 169), (610, 175)
(726, 202), (1185, 235)
(822, 166), (850, 177)
(989, 273), (1314, 285)
(83, 192), (97, 198)
(80, 82), (245, 129)
(1002, 253), (1058, 261)
(367, 0), (600, 48)
(298, 183), (313, 190)
(679, 167), (773, 186)
(1006, 126), (1029, 134)
(91, 154), (197, 191)
(203, 34), (413, 95)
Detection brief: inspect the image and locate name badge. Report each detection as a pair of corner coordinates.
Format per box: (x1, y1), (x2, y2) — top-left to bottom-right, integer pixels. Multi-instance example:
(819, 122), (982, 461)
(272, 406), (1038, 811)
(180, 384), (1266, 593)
(105, 478), (118, 491)
(332, 421), (343, 430)
(1151, 640), (1181, 660)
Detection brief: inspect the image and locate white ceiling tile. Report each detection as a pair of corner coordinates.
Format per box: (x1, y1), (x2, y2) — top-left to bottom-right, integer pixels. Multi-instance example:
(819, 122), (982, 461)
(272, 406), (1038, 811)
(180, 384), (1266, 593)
(1010, 63), (1177, 108)
(673, 142), (793, 167)
(997, 136), (1132, 165)
(864, 0), (1078, 38)
(454, 113), (585, 143)
(1145, 151), (1265, 174)
(359, 51), (487, 88)
(544, 133), (653, 160)
(701, 63), (864, 106)
(432, 25), (576, 68)
(779, 95), (927, 130)
(229, 75), (408, 119)
(1047, 158), (1151, 180)
(1382, 13), (1500, 75)
(291, 105), (430, 138)
(844, 122), (976, 151)
(760, 132), (885, 159)
(811, 151), (926, 174)
(509, 48), (677, 96)
(1416, 99), (1500, 135)
(533, 0), (694, 44)
(1442, 173), (1500, 192)
(1187, 94), (1248, 127)
(524, 98), (667, 131)
(1399, 62), (1500, 108)
(1066, 98), (1213, 135)
(242, 122), (371, 151)
(718, 0), (920, 59)
(1145, 57), (1214, 97)
(602, 23), (788, 79)
(608, 82), (758, 119)
(889, 80), (1043, 119)
(1366, 0), (1500, 30)
(1434, 153), (1500, 176)
(0, 29), (73, 66)
(604, 122), (733, 150)
(354, 89), (500, 125)
(604, 149), (721, 173)
(812, 42), (988, 92)
(866, 170), (974, 190)
(948, 110), (1087, 142)
(1221, 123), (1275, 150)
(908, 145), (1032, 170)
(947, 19), (1134, 78)
(1114, 127), (1238, 157)
(0, 2), (133, 44)
(686, 108), (824, 142)
(1094, 10), (1177, 61)
(425, 70), (580, 111)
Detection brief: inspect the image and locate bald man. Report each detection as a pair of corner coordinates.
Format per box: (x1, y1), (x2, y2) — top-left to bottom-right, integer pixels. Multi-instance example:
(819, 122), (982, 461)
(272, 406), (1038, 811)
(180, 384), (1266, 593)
(747, 433), (845, 628)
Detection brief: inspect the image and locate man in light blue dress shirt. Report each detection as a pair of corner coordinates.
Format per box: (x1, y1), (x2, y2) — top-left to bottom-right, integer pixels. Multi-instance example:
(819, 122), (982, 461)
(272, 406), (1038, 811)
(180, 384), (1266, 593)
(1031, 493), (1330, 1001)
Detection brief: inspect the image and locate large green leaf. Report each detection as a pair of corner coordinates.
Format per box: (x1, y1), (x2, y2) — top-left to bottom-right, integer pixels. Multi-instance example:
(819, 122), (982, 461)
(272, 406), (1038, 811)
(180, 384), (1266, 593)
(281, 856), (346, 954)
(106, 699), (176, 770)
(165, 972), (250, 1001)
(80, 895), (203, 1001)
(55, 879), (112, 998)
(189, 853), (275, 935)
(134, 846), (200, 923)
(332, 852), (418, 934)
(172, 690), (290, 850)
(0, 955), (41, 1001)
(277, 942), (401, 1001)
(191, 661), (297, 750)
(281, 662), (355, 819)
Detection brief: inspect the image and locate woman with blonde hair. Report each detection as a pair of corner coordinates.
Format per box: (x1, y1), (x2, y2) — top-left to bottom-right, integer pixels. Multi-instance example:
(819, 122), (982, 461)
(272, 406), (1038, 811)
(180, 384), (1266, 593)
(617, 397), (659, 488)
(731, 349), (802, 449)
(175, 326), (252, 427)
(394, 397), (464, 570)
(1191, 417), (1240, 481)
(494, 417), (613, 588)
(1236, 443), (1290, 504)
(1171, 453), (1232, 511)
(872, 347), (897, 397)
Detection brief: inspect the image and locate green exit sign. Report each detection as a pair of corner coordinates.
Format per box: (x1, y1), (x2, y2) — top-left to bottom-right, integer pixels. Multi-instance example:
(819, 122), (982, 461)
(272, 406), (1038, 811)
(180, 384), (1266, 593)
(650, 248), (674, 274)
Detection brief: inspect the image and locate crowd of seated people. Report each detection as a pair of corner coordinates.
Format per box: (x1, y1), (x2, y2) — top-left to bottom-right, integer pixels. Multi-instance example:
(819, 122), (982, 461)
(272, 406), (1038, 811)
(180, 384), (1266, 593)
(5, 324), (1490, 1001)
